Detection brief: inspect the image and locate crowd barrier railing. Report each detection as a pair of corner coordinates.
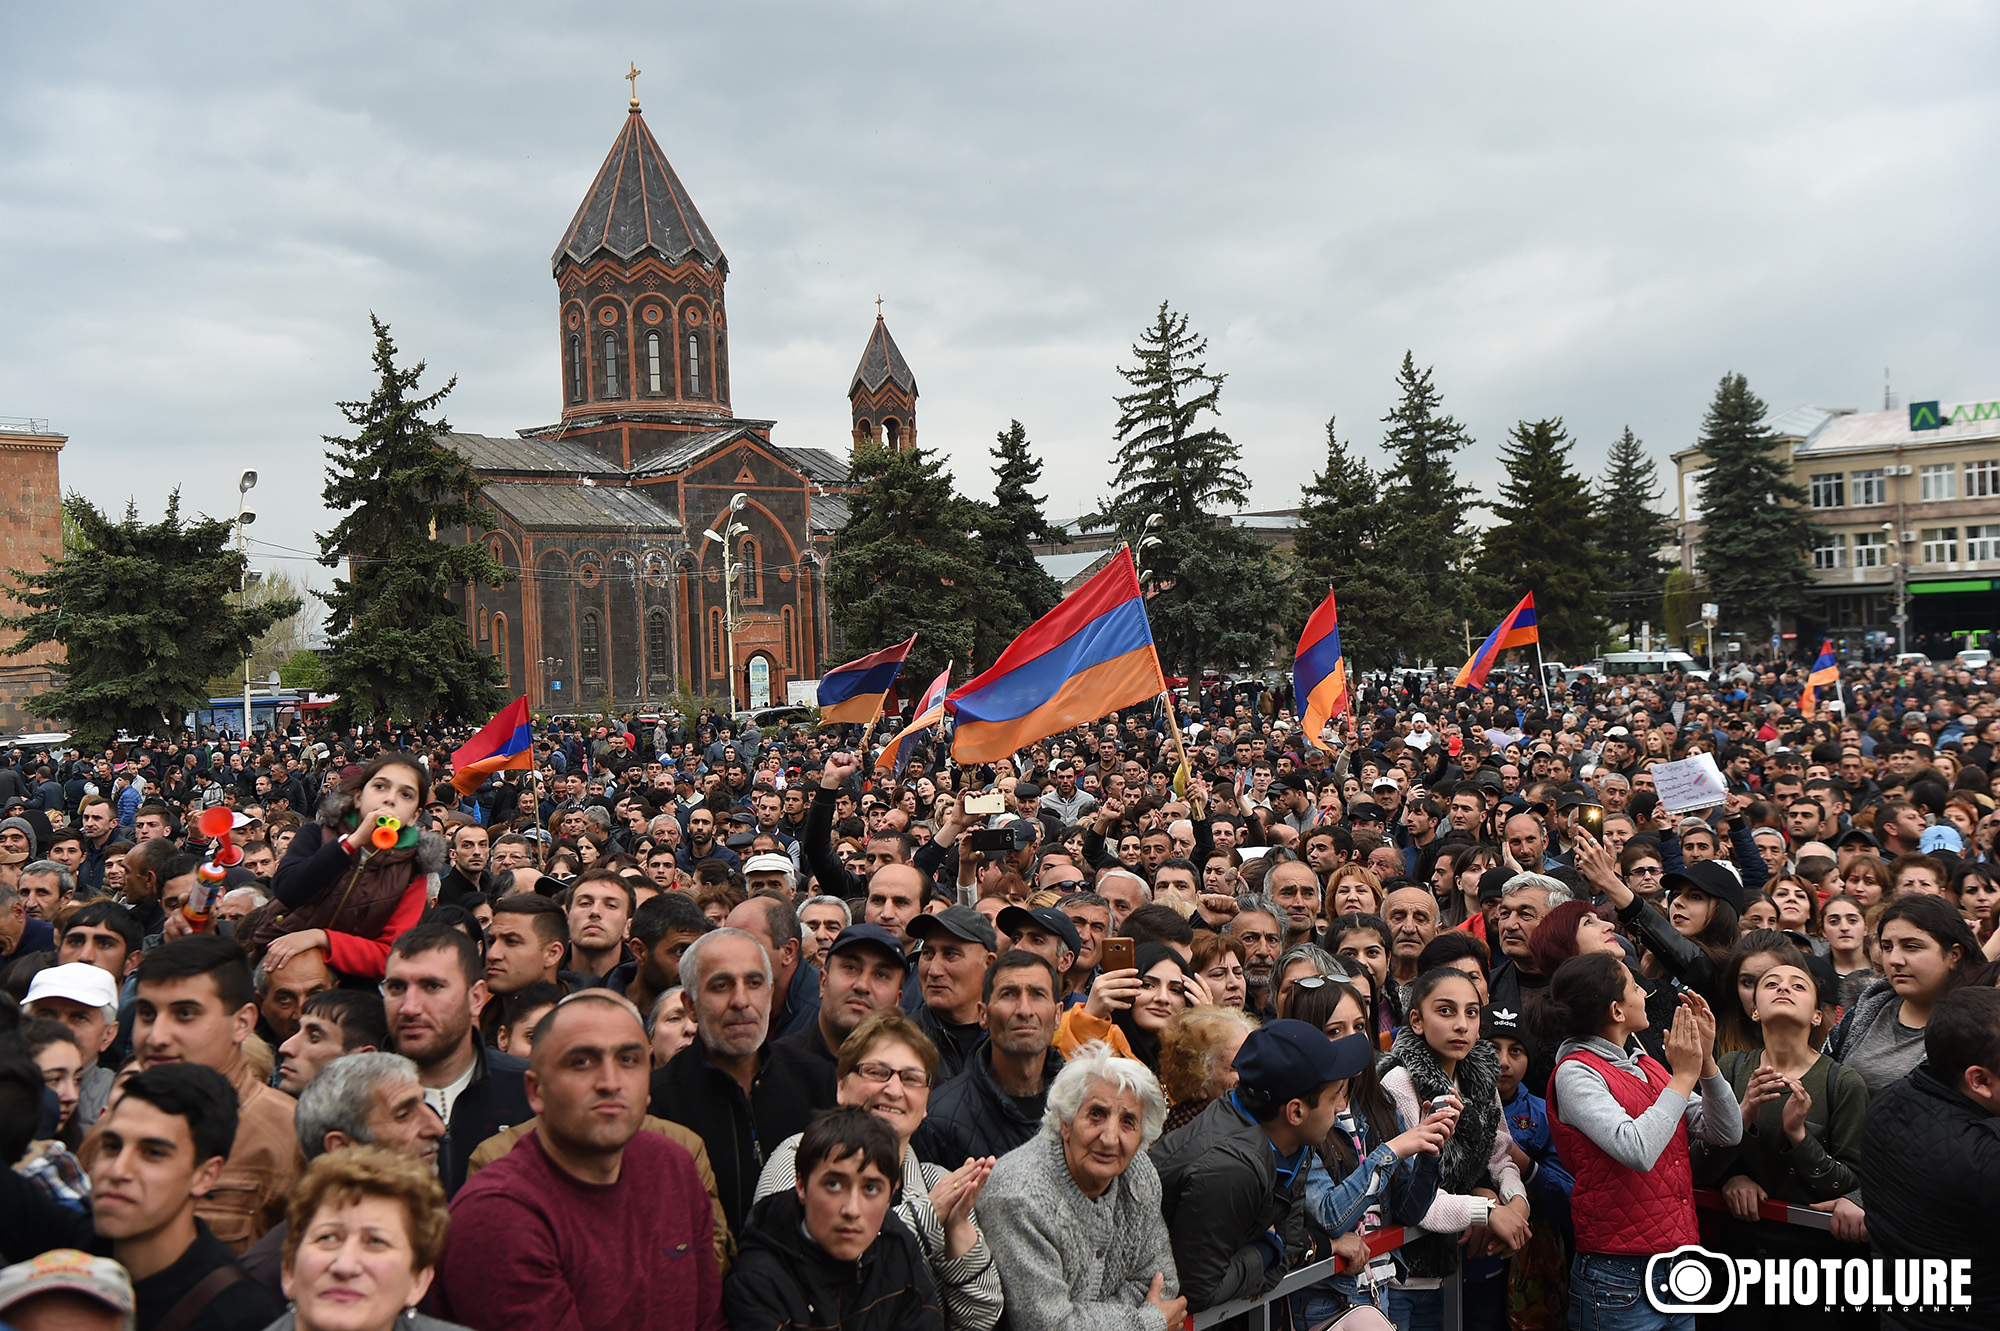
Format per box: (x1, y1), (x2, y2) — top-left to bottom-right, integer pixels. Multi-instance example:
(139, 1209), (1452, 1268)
(1191, 1226), (1464, 1331)
(1691, 1186), (1836, 1231)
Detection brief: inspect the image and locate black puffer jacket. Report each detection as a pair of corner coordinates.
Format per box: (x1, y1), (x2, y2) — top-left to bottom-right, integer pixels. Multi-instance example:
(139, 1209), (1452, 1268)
(1858, 1061), (2000, 1331)
(912, 1043), (1064, 1168)
(1149, 1093), (1307, 1312)
(724, 1188), (944, 1331)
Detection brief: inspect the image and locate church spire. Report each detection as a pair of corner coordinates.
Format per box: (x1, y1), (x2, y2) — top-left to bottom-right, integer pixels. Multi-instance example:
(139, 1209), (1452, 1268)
(849, 308), (918, 451)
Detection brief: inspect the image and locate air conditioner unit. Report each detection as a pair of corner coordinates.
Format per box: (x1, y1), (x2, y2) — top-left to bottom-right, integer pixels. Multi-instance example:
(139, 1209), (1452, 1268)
(1902, 530), (1918, 543)
(1895, 465), (1914, 476)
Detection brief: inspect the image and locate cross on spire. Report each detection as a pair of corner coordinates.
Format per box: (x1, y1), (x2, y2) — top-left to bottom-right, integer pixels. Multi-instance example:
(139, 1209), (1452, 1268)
(875, 294), (884, 317)
(626, 62), (642, 107)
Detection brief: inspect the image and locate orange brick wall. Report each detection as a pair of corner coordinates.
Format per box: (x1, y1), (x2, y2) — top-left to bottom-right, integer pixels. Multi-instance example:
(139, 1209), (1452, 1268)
(0, 430), (67, 730)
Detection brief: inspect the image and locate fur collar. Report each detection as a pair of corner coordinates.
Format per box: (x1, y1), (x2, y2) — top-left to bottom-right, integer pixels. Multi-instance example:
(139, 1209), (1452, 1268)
(1385, 1025), (1504, 1279)
(315, 787), (447, 876)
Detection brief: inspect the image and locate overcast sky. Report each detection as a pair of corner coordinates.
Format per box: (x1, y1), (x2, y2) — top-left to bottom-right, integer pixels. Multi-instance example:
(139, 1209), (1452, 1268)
(4, 3), (1997, 594)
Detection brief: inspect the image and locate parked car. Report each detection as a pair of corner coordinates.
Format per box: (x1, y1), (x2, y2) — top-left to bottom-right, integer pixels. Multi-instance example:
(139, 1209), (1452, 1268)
(1954, 649), (1992, 669)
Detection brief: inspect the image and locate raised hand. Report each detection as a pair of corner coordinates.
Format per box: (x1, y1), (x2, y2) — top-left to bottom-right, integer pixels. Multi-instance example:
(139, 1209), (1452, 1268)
(1739, 1064), (1785, 1130)
(821, 751), (862, 790)
(1779, 1076), (1812, 1146)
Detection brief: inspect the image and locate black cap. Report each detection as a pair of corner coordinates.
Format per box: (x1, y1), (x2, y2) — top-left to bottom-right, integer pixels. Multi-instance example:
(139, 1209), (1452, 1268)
(1014, 782), (1042, 802)
(1234, 1023), (1374, 1101)
(1834, 827), (1881, 852)
(1660, 859), (1745, 915)
(826, 923), (906, 968)
(1476, 866), (1514, 904)
(907, 905), (999, 952)
(997, 905), (1082, 957)
(1348, 801), (1387, 823)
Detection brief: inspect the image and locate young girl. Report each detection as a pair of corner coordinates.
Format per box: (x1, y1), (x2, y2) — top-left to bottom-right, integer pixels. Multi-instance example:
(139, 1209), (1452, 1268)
(1378, 969), (1528, 1331)
(1544, 953), (1741, 1331)
(1819, 895), (1875, 1010)
(1693, 961), (1870, 1330)
(1738, 891), (1780, 935)
(1324, 913), (1397, 1041)
(1825, 894), (1982, 1094)
(1838, 856), (1888, 909)
(1716, 931), (1814, 1055)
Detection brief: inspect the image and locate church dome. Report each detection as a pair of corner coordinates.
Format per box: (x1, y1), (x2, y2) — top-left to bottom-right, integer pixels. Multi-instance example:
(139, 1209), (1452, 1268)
(553, 105), (727, 275)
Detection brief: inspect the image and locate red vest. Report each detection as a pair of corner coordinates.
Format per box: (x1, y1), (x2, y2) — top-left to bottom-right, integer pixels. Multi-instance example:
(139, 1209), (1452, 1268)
(1546, 1047), (1700, 1255)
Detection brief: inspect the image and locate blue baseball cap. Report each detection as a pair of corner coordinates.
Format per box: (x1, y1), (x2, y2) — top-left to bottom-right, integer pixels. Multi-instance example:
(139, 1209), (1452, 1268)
(1233, 1021), (1374, 1102)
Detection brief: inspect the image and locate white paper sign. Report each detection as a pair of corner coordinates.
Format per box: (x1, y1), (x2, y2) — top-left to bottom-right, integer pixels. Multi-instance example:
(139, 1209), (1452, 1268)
(1652, 752), (1728, 815)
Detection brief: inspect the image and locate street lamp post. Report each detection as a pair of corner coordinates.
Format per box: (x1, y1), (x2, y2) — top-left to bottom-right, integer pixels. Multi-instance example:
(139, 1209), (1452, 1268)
(1883, 521), (1908, 653)
(539, 657), (565, 709)
(702, 493), (750, 711)
(236, 470), (258, 741)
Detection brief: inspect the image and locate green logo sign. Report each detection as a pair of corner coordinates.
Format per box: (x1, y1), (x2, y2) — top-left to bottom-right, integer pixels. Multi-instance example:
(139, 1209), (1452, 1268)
(1911, 401), (1942, 430)
(1910, 399), (2000, 431)
(1951, 400), (2000, 424)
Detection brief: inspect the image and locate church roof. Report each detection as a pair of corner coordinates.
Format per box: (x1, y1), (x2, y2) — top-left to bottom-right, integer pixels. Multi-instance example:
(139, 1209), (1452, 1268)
(770, 444), (849, 486)
(554, 106), (726, 274)
(808, 493), (851, 534)
(629, 425), (758, 477)
(440, 432), (619, 476)
(480, 482), (683, 532)
(849, 316), (917, 397)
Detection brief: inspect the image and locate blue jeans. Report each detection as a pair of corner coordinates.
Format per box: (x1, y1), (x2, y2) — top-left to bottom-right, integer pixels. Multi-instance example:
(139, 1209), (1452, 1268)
(1570, 1254), (1692, 1331)
(1385, 1288), (1441, 1331)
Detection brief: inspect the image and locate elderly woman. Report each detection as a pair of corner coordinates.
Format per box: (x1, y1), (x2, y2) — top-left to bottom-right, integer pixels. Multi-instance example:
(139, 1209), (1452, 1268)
(978, 1042), (1184, 1331)
(755, 1008), (1003, 1331)
(1158, 1006), (1260, 1134)
(266, 1145), (471, 1331)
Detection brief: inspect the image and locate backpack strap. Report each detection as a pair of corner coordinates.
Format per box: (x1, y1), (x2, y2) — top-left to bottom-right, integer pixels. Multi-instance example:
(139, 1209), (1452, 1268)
(154, 1263), (248, 1331)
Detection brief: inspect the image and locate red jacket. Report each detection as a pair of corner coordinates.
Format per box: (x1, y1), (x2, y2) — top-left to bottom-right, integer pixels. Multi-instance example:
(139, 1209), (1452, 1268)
(1547, 1047), (1700, 1255)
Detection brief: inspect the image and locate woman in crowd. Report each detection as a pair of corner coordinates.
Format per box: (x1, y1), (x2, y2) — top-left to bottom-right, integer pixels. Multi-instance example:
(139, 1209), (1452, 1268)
(1949, 861), (2000, 940)
(268, 1145), (470, 1331)
(649, 987), (698, 1067)
(1826, 894), (1982, 1094)
(1272, 943), (1344, 1019)
(257, 754), (445, 982)
(1188, 931), (1249, 1012)
(1819, 895), (1874, 1009)
(1322, 913), (1394, 1036)
(491, 983), (562, 1059)
(978, 1043), (1184, 1331)
(1715, 931), (1816, 1055)
(1056, 943), (1204, 1073)
(1738, 890), (1780, 935)
(1157, 1005), (1259, 1134)
(1768, 877), (1823, 947)
(1328, 866), (1385, 919)
(1377, 967), (1528, 1331)
(755, 1008), (1003, 1331)
(1437, 843), (1500, 929)
(1203, 851), (1242, 898)
(1543, 953), (1741, 1331)
(1693, 959), (1870, 1330)
(1838, 856), (1889, 909)
(1574, 833), (1736, 1006)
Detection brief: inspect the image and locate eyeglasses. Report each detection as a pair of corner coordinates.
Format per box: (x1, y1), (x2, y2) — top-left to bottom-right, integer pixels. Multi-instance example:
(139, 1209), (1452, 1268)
(852, 1061), (933, 1089)
(1626, 865), (1664, 878)
(1048, 880), (1088, 892)
(1290, 974), (1342, 992)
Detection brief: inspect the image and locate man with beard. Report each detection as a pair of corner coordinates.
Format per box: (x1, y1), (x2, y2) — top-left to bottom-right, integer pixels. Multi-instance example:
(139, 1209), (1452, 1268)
(381, 923), (530, 1195)
(437, 823), (490, 906)
(776, 924), (908, 1069)
(609, 893), (713, 1018)
(1226, 897), (1286, 1016)
(913, 950), (1065, 1165)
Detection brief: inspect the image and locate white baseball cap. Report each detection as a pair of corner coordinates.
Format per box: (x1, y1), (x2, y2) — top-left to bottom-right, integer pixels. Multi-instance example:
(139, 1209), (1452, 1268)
(741, 853), (795, 882)
(25, 962), (119, 1013)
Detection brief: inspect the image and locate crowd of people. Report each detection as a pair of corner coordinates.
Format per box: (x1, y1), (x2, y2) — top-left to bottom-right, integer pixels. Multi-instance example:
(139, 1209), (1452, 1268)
(0, 654), (1996, 1331)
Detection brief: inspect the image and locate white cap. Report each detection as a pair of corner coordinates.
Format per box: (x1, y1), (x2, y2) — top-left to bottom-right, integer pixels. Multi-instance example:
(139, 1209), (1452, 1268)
(1410, 712), (1428, 724)
(1371, 776), (1399, 790)
(26, 962), (118, 1014)
(741, 853), (795, 882)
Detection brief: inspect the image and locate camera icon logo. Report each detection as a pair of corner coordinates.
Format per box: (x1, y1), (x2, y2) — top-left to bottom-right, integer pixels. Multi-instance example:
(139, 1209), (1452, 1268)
(1645, 1245), (1739, 1314)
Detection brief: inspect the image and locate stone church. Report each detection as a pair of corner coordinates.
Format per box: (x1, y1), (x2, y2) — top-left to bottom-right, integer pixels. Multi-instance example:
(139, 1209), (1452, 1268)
(443, 88), (920, 714)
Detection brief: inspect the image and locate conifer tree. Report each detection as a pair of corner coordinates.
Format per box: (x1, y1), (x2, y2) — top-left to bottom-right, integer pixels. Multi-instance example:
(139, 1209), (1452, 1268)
(975, 420), (1064, 664)
(1292, 418), (1413, 673)
(1476, 417), (1604, 660)
(1090, 302), (1285, 678)
(828, 441), (998, 685)
(1374, 352), (1476, 664)
(319, 316), (511, 725)
(1596, 425), (1675, 617)
(3, 491), (300, 745)
(1693, 372), (1822, 633)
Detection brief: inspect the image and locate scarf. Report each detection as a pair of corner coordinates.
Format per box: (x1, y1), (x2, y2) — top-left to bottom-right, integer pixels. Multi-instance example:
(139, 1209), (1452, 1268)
(1384, 1025), (1503, 1279)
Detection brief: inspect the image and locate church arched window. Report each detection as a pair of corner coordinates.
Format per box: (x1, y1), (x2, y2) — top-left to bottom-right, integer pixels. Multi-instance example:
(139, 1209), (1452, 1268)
(603, 334), (619, 397)
(740, 536), (763, 605)
(491, 613), (509, 683)
(884, 418), (902, 448)
(580, 611), (602, 681)
(647, 332), (662, 394)
(708, 607), (725, 676)
(687, 333), (701, 396)
(782, 606), (796, 669)
(569, 338), (583, 402)
(646, 610), (669, 681)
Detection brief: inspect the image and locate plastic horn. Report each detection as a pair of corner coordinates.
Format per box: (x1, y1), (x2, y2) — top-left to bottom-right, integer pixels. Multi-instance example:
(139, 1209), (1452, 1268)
(371, 814), (402, 850)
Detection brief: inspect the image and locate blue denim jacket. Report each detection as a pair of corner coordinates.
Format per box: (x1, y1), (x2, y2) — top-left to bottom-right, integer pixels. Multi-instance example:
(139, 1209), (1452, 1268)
(1294, 1101), (1442, 1323)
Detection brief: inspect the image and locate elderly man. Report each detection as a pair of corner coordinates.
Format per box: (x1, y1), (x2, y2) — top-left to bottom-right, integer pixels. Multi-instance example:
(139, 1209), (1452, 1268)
(979, 1043), (1185, 1331)
(0, 878), (53, 966)
(1225, 896), (1287, 1017)
(26, 962), (120, 1129)
(1381, 886), (1440, 993)
(17, 860), (72, 921)
(1486, 871), (1572, 1096)
(725, 891), (820, 1040)
(906, 905), (997, 1080)
(649, 927), (836, 1233)
(1264, 860), (1321, 947)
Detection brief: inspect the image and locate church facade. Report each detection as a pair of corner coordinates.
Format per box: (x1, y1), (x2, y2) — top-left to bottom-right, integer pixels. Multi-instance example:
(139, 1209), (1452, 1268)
(443, 91), (920, 715)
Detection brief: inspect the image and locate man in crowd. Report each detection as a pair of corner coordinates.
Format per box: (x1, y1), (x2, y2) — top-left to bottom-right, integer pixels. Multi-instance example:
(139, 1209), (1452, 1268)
(484, 893), (593, 1008)
(610, 892), (712, 1018)
(0, 879), (54, 967)
(1264, 860), (1321, 947)
(17, 860), (72, 921)
(275, 988), (389, 1096)
(915, 949), (1065, 1165)
(1486, 872), (1574, 1096)
(1060, 889), (1113, 1004)
(128, 935), (297, 1252)
(437, 992), (725, 1330)
(649, 927), (836, 1233)
(437, 822), (490, 905)
(906, 905), (996, 1080)
(564, 868), (634, 982)
(776, 923), (907, 1069)
(26, 962), (120, 1129)
(381, 924), (530, 1194)
(253, 945), (332, 1048)
(677, 807), (740, 873)
(1381, 885), (1441, 999)
(724, 892), (820, 1040)
(1226, 896), (1286, 1016)
(997, 904), (1080, 980)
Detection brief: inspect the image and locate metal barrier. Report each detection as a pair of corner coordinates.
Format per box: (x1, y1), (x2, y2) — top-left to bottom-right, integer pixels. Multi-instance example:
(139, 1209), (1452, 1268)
(1691, 1187), (1835, 1231)
(1191, 1227), (1465, 1331)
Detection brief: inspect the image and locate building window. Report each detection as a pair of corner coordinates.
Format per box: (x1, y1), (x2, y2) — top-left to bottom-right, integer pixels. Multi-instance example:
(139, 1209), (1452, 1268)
(1921, 528), (1959, 565)
(646, 610), (669, 678)
(1967, 460), (2000, 498)
(885, 418), (902, 449)
(492, 613), (509, 681)
(570, 338), (583, 402)
(708, 607), (725, 675)
(580, 611), (603, 681)
(1853, 530), (1889, 568)
(603, 334), (619, 397)
(1920, 464), (1956, 501)
(1851, 469), (1887, 506)
(1811, 534), (1846, 570)
(740, 536), (763, 605)
(687, 334), (701, 395)
(781, 606), (796, 668)
(1967, 525), (2000, 563)
(647, 332), (662, 393)
(1809, 473), (1845, 509)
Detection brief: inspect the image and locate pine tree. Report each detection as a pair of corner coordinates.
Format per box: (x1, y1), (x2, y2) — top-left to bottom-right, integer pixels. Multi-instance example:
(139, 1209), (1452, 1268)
(975, 421), (1064, 665)
(1375, 352), (1476, 665)
(318, 316), (511, 726)
(1476, 418), (1605, 661)
(2, 491), (301, 745)
(1291, 418), (1415, 674)
(1090, 302), (1286, 678)
(1693, 372), (1822, 634)
(828, 441), (999, 687)
(1596, 426), (1674, 621)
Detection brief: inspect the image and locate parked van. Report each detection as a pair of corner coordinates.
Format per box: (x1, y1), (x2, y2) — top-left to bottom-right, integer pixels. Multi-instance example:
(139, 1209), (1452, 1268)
(1592, 650), (1705, 678)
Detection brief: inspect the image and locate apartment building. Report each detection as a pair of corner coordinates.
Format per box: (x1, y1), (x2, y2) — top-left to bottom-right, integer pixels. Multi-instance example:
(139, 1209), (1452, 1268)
(1673, 396), (2000, 654)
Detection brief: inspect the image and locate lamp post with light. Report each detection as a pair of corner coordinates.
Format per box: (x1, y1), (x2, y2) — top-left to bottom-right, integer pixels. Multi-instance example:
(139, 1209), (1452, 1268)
(236, 470), (259, 741)
(703, 493), (749, 711)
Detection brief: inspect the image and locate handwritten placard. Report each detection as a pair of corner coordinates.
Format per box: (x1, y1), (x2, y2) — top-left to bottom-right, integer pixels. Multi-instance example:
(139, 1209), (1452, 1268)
(1651, 752), (1729, 815)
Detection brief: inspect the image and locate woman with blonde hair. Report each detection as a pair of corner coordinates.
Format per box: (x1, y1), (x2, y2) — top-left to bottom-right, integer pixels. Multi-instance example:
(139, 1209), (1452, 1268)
(1157, 1006), (1260, 1133)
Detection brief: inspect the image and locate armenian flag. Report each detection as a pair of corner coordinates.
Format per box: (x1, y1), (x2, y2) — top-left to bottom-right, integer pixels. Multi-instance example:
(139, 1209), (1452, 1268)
(450, 696), (534, 794)
(1455, 592), (1540, 689)
(1802, 640), (1838, 718)
(1293, 586), (1350, 752)
(947, 547), (1166, 762)
(817, 635), (916, 724)
(875, 663), (952, 774)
